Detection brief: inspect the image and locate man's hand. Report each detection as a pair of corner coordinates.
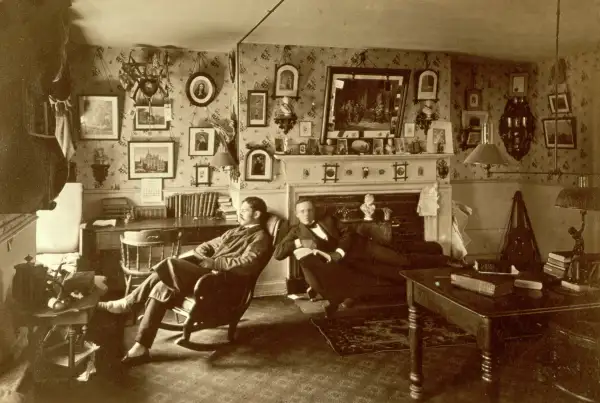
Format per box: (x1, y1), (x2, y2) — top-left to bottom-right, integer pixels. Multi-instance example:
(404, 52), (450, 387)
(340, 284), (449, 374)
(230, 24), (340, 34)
(329, 251), (343, 262)
(199, 258), (215, 269)
(299, 239), (317, 249)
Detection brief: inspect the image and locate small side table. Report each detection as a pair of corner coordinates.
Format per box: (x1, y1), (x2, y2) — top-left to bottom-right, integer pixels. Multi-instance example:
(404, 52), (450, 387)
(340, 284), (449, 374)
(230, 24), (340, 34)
(20, 276), (107, 379)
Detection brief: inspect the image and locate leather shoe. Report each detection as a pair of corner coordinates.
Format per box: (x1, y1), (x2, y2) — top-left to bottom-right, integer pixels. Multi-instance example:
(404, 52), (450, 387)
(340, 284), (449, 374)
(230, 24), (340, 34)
(306, 287), (322, 302)
(121, 351), (150, 366)
(324, 303), (339, 318)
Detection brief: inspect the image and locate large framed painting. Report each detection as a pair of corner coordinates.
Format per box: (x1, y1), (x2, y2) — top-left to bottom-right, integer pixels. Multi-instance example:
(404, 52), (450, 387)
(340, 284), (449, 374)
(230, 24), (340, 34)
(128, 141), (175, 179)
(78, 95), (119, 140)
(319, 66), (411, 144)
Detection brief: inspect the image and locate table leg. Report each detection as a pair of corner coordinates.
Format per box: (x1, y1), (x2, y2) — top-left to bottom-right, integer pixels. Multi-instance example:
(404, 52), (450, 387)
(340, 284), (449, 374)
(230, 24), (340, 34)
(477, 318), (497, 383)
(67, 326), (77, 373)
(408, 304), (423, 399)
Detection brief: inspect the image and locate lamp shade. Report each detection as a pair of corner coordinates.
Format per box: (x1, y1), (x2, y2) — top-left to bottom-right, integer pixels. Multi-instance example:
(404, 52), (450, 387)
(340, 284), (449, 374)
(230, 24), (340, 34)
(463, 143), (508, 166)
(555, 177), (600, 211)
(211, 151), (235, 168)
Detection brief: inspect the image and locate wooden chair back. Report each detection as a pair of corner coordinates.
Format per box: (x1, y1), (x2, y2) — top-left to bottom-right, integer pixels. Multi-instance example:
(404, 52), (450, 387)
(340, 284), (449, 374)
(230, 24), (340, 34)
(120, 229), (182, 276)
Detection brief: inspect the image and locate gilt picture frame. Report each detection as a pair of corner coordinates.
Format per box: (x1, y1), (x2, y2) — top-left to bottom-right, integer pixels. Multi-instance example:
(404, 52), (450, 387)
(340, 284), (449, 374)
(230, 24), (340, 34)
(320, 66), (411, 144)
(128, 141), (175, 179)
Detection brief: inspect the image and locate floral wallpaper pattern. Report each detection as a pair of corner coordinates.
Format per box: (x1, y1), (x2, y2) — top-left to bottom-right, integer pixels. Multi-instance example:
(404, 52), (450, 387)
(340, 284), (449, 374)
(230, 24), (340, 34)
(70, 46), (234, 190)
(237, 44), (452, 190)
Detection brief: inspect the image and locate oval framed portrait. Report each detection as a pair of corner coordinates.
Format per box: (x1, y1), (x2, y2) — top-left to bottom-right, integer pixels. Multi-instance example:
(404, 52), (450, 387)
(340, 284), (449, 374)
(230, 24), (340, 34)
(185, 72), (217, 107)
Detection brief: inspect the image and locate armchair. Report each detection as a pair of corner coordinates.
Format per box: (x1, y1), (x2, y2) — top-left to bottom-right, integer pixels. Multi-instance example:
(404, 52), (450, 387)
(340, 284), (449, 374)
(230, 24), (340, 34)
(159, 213), (285, 347)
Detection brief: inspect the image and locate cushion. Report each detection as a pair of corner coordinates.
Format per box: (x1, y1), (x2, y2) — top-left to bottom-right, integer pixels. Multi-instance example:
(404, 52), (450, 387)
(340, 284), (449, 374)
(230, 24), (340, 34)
(36, 183), (82, 254)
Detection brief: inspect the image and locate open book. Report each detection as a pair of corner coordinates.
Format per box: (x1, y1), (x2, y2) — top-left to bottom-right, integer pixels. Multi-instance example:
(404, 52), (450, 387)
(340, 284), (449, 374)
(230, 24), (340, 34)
(293, 247), (332, 263)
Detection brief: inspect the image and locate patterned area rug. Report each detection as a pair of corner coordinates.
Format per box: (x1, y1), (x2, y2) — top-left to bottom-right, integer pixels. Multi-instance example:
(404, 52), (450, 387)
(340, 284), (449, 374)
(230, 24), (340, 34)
(310, 306), (475, 356)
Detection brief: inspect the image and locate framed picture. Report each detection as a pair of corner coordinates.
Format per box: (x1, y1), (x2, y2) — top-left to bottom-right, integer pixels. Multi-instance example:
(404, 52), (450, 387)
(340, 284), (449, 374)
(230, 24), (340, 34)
(461, 110), (488, 149)
(188, 127), (216, 156)
(185, 72), (217, 107)
(542, 117), (577, 149)
(128, 141), (175, 179)
(465, 89), (483, 110)
(320, 66), (411, 144)
(299, 121), (312, 137)
(78, 95), (119, 140)
(336, 139), (348, 155)
(509, 73), (528, 97)
(274, 137), (285, 154)
(307, 138), (319, 155)
(415, 69), (439, 101)
(245, 148), (273, 182)
(273, 64), (299, 98)
(298, 142), (307, 155)
(548, 93), (571, 114)
(134, 105), (169, 130)
(403, 122), (416, 138)
(372, 138), (384, 155)
(247, 90), (268, 127)
(194, 164), (211, 186)
(429, 121), (454, 153)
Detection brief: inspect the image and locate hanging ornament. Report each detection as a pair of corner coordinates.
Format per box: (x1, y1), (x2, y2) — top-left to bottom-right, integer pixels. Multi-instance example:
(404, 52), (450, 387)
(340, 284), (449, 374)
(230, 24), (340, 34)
(498, 98), (535, 161)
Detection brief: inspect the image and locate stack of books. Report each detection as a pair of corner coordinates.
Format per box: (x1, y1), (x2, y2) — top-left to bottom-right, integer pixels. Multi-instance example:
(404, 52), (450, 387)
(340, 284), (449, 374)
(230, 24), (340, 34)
(450, 271), (514, 297)
(218, 195), (238, 221)
(543, 251), (572, 278)
(165, 192), (219, 218)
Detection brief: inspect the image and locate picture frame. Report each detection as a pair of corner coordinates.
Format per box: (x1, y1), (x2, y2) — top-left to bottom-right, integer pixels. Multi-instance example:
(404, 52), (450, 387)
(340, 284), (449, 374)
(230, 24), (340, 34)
(185, 72), (217, 107)
(299, 121), (312, 137)
(336, 139), (348, 155)
(78, 95), (119, 140)
(372, 138), (384, 155)
(188, 127), (216, 156)
(274, 137), (285, 154)
(415, 69), (439, 101)
(273, 64), (299, 98)
(403, 122), (416, 138)
(542, 117), (577, 149)
(509, 73), (528, 97)
(298, 142), (307, 155)
(320, 66), (411, 144)
(245, 148), (273, 182)
(194, 164), (211, 187)
(429, 121), (454, 154)
(128, 141), (175, 179)
(307, 138), (319, 155)
(465, 89), (483, 111)
(461, 110), (489, 149)
(247, 90), (268, 127)
(548, 93), (571, 114)
(134, 105), (169, 131)
(322, 163), (339, 183)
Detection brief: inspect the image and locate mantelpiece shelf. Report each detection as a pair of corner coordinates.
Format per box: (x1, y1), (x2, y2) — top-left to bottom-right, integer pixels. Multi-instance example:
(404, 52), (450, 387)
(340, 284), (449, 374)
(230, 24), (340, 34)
(274, 153), (453, 163)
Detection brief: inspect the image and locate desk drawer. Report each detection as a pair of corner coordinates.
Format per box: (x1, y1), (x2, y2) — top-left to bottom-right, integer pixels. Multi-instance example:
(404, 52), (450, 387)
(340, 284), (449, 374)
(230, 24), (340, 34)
(183, 227), (232, 245)
(96, 232), (121, 250)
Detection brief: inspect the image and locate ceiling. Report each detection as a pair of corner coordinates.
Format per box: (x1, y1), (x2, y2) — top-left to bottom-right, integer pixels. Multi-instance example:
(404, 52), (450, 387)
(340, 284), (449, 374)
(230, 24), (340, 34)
(69, 0), (600, 62)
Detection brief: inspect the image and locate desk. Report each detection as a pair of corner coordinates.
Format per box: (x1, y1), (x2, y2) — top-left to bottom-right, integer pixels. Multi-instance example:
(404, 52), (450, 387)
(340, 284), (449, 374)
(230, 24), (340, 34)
(399, 267), (600, 401)
(81, 217), (237, 290)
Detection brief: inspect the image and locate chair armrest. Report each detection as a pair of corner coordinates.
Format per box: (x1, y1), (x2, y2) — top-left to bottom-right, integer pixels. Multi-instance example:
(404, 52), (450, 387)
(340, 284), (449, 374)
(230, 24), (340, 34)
(178, 249), (197, 260)
(192, 271), (224, 298)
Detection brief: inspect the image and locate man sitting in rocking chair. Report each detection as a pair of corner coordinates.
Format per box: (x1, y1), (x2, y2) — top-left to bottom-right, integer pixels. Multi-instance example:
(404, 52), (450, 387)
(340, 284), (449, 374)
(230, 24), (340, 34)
(98, 197), (272, 365)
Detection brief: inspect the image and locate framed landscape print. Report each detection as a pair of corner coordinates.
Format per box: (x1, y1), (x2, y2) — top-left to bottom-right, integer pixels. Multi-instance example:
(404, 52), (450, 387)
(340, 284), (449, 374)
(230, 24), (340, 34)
(320, 66), (411, 144)
(188, 127), (216, 156)
(548, 93), (571, 114)
(128, 141), (175, 179)
(134, 105), (169, 130)
(543, 117), (576, 149)
(247, 90), (268, 127)
(244, 148), (272, 182)
(78, 95), (119, 140)
(185, 72), (217, 107)
(273, 64), (299, 98)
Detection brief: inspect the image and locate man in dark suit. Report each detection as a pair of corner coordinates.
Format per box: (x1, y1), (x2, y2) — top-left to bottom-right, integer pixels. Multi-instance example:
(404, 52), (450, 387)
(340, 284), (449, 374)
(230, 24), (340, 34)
(98, 197), (272, 365)
(274, 199), (457, 316)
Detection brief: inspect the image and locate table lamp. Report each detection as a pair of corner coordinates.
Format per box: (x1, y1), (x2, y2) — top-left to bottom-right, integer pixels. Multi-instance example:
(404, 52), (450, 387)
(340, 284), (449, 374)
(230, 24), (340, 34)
(211, 150), (239, 181)
(555, 175), (600, 289)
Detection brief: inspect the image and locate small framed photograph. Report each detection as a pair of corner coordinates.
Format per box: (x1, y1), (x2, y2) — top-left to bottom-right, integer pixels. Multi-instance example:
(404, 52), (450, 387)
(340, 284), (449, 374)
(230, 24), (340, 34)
(194, 164), (211, 186)
(134, 105), (169, 131)
(394, 137), (407, 154)
(247, 90), (268, 127)
(188, 127), (216, 156)
(461, 110), (488, 131)
(403, 122), (416, 138)
(78, 95), (119, 140)
(274, 137), (285, 154)
(336, 139), (348, 155)
(372, 138), (384, 155)
(307, 138), (319, 155)
(245, 148), (273, 182)
(273, 64), (299, 98)
(465, 89), (483, 110)
(543, 117), (577, 149)
(429, 121), (454, 153)
(299, 121), (312, 137)
(185, 72), (217, 107)
(298, 142), (307, 155)
(128, 141), (175, 179)
(548, 93), (571, 114)
(415, 69), (438, 101)
(509, 73), (528, 97)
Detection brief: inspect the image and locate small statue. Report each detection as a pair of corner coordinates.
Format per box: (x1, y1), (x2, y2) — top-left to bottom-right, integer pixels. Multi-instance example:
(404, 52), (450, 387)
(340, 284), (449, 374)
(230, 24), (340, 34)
(279, 96), (294, 117)
(360, 194), (376, 221)
(565, 223), (586, 283)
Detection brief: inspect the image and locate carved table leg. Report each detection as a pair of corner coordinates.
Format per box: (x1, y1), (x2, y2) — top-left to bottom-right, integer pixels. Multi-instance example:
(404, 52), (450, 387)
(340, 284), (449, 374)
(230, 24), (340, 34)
(477, 317), (498, 383)
(67, 326), (77, 374)
(409, 304), (423, 400)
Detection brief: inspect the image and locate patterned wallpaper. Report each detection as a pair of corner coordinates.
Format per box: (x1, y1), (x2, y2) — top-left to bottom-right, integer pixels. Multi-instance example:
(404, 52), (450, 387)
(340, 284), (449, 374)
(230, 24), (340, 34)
(69, 46), (234, 190)
(237, 44), (452, 190)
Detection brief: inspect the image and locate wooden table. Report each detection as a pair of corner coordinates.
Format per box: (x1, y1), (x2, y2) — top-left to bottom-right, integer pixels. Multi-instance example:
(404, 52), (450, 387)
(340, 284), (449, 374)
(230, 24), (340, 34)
(81, 217), (237, 289)
(399, 267), (600, 400)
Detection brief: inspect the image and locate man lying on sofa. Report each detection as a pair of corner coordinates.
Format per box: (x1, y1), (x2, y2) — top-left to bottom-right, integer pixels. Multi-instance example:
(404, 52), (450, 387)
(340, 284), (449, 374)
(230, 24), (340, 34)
(274, 198), (463, 317)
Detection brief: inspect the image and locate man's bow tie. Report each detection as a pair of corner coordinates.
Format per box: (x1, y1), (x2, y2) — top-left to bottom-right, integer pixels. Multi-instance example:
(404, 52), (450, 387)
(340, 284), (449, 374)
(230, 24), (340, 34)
(306, 221), (319, 229)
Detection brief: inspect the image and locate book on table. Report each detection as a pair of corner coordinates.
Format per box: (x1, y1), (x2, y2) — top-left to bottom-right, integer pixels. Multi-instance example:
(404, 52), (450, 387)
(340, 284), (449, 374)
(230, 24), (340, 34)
(450, 271), (514, 297)
(514, 272), (559, 290)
